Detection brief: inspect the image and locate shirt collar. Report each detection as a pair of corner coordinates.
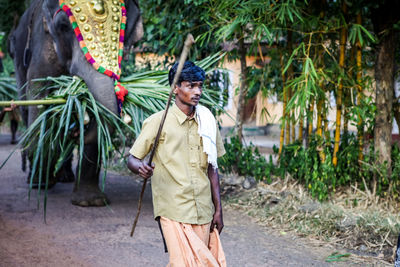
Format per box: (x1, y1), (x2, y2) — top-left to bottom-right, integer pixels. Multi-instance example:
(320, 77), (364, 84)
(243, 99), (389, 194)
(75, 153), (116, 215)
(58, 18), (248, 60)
(171, 103), (198, 125)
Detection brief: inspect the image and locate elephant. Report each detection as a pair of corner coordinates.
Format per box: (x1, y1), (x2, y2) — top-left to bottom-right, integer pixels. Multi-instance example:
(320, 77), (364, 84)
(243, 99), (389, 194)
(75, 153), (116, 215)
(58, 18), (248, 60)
(8, 0), (143, 206)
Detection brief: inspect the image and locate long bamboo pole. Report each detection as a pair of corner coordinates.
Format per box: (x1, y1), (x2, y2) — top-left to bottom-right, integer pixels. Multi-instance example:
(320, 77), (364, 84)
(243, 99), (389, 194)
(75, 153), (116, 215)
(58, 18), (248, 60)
(298, 114), (304, 142)
(356, 13), (364, 162)
(0, 99), (67, 106)
(316, 23), (326, 162)
(344, 46), (356, 136)
(333, 2), (348, 167)
(307, 97), (314, 147)
(278, 50), (287, 157)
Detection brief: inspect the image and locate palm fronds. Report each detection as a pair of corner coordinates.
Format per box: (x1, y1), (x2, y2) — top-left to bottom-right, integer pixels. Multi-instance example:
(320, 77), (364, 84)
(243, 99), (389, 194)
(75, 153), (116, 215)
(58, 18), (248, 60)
(0, 76), (17, 101)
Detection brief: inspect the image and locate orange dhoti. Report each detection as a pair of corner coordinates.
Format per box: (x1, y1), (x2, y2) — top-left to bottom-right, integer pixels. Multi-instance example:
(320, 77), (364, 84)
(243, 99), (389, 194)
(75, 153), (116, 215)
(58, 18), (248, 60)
(160, 216), (227, 267)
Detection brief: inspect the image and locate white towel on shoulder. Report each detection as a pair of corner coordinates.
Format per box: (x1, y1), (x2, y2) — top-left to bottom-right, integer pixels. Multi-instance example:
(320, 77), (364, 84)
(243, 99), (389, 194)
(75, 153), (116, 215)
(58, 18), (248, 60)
(196, 105), (218, 169)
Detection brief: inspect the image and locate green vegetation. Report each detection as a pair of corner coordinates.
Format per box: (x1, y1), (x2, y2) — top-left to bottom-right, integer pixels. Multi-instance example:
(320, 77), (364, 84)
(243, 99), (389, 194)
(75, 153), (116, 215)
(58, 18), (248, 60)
(218, 136), (274, 182)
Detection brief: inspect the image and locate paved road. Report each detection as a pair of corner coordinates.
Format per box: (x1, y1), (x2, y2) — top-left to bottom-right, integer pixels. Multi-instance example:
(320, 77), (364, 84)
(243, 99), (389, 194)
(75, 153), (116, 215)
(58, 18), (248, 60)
(0, 133), (352, 266)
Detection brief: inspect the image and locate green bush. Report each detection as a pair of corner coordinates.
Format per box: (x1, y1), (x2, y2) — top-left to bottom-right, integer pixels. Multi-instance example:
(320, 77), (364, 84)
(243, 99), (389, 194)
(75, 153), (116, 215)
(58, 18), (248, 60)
(275, 133), (400, 200)
(218, 136), (273, 183)
(218, 133), (400, 201)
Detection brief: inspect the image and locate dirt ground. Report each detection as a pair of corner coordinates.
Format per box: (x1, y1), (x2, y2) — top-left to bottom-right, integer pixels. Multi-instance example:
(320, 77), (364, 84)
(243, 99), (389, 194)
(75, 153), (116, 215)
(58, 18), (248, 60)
(0, 133), (380, 267)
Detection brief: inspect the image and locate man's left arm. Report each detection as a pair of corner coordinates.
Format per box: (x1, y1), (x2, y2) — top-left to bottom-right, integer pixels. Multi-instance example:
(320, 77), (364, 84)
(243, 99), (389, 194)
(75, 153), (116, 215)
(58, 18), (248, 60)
(208, 164), (223, 233)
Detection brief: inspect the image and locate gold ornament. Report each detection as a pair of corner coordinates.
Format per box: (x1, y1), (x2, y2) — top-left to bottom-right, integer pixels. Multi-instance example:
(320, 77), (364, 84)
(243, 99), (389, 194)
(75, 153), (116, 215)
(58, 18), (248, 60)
(83, 25), (91, 32)
(69, 0), (122, 74)
(90, 0), (105, 15)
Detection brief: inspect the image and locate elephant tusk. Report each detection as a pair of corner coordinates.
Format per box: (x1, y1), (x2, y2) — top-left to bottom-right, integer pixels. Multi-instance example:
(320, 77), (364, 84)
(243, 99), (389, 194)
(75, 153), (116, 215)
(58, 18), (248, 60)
(77, 111), (90, 125)
(123, 113), (132, 124)
(84, 111), (90, 125)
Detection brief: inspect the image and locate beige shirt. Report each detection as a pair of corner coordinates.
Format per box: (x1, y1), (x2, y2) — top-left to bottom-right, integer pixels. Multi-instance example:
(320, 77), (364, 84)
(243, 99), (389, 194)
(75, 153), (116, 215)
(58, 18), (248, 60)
(130, 104), (226, 225)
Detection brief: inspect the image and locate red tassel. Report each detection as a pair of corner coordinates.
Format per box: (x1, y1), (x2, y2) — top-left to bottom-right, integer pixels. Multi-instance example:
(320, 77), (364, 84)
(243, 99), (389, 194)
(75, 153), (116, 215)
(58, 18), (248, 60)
(115, 82), (128, 103)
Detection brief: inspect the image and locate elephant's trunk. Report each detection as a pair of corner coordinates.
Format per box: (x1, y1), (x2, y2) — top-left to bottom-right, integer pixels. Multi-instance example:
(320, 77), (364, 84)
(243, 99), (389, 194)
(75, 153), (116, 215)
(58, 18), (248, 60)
(69, 40), (118, 144)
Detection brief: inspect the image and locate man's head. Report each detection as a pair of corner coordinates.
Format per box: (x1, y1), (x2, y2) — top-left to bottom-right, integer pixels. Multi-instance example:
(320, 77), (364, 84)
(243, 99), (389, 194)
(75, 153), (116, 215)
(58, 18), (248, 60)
(169, 61), (206, 107)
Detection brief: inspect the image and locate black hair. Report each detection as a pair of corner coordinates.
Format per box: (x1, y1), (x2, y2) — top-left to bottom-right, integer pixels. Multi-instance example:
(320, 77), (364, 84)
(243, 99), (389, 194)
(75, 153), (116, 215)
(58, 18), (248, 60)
(168, 61), (206, 86)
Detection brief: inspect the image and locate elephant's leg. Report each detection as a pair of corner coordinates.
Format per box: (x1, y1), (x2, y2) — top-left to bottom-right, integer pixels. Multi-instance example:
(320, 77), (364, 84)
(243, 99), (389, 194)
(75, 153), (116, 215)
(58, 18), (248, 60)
(71, 141), (108, 207)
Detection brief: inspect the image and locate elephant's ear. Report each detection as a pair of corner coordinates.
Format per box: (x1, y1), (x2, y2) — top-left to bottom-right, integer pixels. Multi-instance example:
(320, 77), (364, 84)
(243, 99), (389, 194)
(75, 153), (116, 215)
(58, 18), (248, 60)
(42, 0), (74, 63)
(124, 0), (143, 50)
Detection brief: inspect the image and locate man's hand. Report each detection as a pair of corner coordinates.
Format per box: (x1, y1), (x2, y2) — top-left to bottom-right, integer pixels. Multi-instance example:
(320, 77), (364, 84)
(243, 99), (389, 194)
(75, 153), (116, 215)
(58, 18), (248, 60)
(211, 210), (224, 233)
(3, 103), (17, 112)
(127, 155), (155, 179)
(138, 161), (155, 179)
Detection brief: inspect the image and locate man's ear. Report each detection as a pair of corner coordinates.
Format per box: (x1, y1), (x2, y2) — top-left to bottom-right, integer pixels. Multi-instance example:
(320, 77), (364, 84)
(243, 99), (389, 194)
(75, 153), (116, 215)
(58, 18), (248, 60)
(173, 84), (180, 94)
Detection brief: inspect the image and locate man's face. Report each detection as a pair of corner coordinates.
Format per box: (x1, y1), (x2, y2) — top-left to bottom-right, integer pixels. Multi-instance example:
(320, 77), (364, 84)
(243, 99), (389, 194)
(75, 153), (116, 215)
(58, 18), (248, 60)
(174, 80), (203, 107)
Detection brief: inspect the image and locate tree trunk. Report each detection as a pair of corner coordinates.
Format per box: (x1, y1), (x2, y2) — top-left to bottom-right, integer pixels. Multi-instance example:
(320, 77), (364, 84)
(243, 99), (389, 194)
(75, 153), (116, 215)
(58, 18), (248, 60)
(374, 31), (395, 177)
(235, 34), (247, 142)
(371, 0), (400, 178)
(333, 2), (347, 166)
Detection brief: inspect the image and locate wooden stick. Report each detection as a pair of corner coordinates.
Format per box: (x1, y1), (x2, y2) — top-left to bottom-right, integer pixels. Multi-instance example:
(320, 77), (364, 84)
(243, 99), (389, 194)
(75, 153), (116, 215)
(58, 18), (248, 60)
(0, 99), (67, 106)
(130, 34), (195, 237)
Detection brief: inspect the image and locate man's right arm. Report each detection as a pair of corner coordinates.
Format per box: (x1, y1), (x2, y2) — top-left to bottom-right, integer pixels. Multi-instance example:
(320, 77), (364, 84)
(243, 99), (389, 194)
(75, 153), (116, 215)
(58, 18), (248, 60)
(127, 155), (155, 179)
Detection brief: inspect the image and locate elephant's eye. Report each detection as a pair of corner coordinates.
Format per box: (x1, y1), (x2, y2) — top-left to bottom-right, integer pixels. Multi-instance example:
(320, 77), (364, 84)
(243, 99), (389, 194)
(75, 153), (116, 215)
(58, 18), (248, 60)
(58, 22), (71, 32)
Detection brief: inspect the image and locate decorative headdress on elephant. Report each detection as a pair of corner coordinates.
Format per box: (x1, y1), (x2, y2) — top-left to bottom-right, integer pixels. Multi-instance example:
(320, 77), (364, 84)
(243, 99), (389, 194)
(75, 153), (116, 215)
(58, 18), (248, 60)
(43, 0), (143, 114)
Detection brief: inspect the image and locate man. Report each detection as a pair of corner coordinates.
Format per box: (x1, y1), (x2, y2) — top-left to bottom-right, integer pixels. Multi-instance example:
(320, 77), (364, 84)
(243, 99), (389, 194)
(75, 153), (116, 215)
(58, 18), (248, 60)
(127, 61), (226, 266)
(0, 103), (18, 144)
